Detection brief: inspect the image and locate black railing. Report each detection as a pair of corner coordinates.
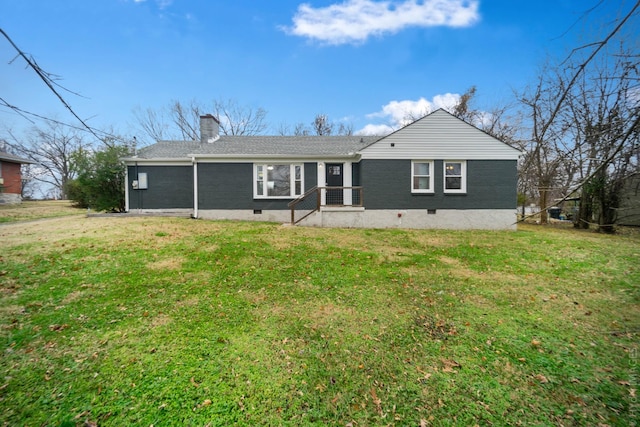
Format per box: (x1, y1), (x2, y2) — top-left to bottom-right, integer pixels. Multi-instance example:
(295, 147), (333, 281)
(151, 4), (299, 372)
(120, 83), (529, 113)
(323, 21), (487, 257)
(288, 186), (364, 225)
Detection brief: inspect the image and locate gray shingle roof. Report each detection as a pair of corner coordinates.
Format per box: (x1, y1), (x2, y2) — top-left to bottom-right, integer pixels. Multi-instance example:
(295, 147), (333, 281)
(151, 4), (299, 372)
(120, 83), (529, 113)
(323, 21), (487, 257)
(0, 151), (35, 164)
(130, 135), (381, 160)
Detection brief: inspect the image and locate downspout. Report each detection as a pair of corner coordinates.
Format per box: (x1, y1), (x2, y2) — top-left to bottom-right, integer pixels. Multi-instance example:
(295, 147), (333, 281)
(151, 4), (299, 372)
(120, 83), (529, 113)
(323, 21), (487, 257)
(135, 162), (142, 213)
(124, 164), (130, 212)
(192, 156), (198, 219)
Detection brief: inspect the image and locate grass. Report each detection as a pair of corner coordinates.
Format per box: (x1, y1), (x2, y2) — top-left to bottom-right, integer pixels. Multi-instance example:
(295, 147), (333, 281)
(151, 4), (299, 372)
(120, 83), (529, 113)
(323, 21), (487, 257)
(0, 200), (84, 223)
(0, 208), (638, 426)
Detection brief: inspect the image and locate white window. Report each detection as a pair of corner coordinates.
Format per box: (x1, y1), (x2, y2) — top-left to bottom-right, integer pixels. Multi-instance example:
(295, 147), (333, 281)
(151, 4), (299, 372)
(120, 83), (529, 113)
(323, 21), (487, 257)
(444, 161), (466, 193)
(411, 161), (434, 193)
(254, 164), (304, 198)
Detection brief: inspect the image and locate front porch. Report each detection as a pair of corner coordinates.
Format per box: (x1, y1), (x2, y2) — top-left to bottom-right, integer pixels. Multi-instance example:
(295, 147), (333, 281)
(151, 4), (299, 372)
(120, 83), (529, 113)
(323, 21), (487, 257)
(288, 186), (364, 225)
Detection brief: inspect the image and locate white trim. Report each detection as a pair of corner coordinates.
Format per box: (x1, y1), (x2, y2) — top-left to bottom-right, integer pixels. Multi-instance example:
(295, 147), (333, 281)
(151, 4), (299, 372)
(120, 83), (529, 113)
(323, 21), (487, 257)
(124, 166), (130, 212)
(193, 158), (199, 218)
(122, 160), (191, 166)
(343, 161), (352, 205)
(318, 162), (326, 205)
(411, 160), (434, 194)
(444, 160), (466, 194)
(253, 163), (304, 199)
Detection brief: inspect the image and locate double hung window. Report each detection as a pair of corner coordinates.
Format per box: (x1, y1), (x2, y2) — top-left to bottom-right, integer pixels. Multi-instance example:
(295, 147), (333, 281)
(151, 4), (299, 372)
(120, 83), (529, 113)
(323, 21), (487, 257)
(411, 161), (434, 193)
(444, 161), (466, 193)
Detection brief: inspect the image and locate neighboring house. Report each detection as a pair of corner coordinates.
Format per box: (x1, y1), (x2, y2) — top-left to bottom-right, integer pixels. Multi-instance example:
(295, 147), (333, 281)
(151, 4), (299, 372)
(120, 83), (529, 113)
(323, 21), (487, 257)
(0, 151), (34, 204)
(122, 109), (522, 229)
(618, 172), (640, 227)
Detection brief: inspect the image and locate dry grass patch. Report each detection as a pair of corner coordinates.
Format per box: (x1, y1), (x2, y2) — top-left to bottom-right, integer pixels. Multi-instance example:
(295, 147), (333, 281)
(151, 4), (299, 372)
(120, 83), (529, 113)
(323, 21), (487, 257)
(436, 255), (527, 285)
(146, 256), (185, 271)
(0, 200), (83, 222)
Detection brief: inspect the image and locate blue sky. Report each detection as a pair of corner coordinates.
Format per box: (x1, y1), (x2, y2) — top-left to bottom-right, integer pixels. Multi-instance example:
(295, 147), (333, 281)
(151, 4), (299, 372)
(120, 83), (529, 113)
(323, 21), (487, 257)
(0, 0), (632, 141)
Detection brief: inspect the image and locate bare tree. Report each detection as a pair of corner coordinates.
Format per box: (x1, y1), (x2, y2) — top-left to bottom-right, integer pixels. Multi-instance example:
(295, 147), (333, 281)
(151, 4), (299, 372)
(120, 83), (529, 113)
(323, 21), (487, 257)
(293, 122), (310, 136)
(132, 98), (268, 144)
(132, 106), (171, 142)
(518, 67), (572, 224)
(451, 86), (479, 123)
(312, 114), (333, 135)
(5, 121), (88, 199)
(515, 1), (640, 228)
(280, 114), (353, 136)
(560, 44), (640, 231)
(213, 99), (268, 136)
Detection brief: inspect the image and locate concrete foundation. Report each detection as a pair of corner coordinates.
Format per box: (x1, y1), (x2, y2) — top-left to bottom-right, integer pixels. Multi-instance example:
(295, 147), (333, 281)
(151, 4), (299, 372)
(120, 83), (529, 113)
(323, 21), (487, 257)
(0, 193), (22, 204)
(164, 207), (519, 230)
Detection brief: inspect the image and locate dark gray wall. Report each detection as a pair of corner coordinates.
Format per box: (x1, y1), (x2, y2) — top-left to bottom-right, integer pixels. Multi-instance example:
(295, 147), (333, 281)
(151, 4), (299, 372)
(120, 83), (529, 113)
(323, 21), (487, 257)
(360, 159), (517, 209)
(128, 165), (193, 209)
(305, 163), (318, 188)
(198, 162), (318, 210)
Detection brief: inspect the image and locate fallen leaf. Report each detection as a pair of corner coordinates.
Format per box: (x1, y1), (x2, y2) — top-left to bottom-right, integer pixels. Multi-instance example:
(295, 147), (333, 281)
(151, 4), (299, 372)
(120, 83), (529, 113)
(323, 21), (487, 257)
(534, 374), (549, 383)
(190, 377), (200, 388)
(74, 410), (90, 420)
(441, 359), (461, 372)
(370, 387), (383, 415)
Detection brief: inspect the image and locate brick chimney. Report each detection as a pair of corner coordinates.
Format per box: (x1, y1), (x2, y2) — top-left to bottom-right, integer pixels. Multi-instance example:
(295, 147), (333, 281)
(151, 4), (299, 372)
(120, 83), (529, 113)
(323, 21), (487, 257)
(200, 114), (220, 143)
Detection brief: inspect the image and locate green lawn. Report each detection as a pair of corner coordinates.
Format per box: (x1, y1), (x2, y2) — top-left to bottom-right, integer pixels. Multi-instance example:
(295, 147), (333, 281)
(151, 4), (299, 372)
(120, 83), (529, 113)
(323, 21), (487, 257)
(0, 215), (638, 426)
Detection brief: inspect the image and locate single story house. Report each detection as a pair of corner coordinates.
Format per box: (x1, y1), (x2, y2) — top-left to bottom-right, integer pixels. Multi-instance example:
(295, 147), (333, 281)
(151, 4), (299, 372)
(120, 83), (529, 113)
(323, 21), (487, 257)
(122, 109), (522, 229)
(0, 151), (34, 204)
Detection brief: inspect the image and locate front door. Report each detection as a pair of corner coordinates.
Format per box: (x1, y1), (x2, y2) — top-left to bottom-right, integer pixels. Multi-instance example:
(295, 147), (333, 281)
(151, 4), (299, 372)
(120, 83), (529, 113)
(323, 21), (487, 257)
(326, 163), (344, 205)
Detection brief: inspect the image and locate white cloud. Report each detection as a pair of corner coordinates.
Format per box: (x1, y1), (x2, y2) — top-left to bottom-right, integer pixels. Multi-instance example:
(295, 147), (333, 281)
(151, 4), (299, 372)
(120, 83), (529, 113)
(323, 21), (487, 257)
(131, 0), (173, 9)
(358, 93), (460, 134)
(357, 123), (395, 135)
(283, 0), (479, 45)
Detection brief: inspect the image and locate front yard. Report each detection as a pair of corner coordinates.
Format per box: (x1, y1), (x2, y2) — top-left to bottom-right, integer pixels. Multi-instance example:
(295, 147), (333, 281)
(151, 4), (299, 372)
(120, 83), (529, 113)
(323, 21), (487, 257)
(0, 213), (638, 425)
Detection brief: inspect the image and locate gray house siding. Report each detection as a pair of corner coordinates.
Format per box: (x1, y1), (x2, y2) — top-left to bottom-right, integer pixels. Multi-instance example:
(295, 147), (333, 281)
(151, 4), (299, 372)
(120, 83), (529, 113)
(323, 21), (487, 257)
(305, 163), (318, 189)
(360, 159), (516, 210)
(352, 162), (361, 186)
(198, 163), (254, 209)
(128, 165), (193, 209)
(197, 162), (318, 210)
